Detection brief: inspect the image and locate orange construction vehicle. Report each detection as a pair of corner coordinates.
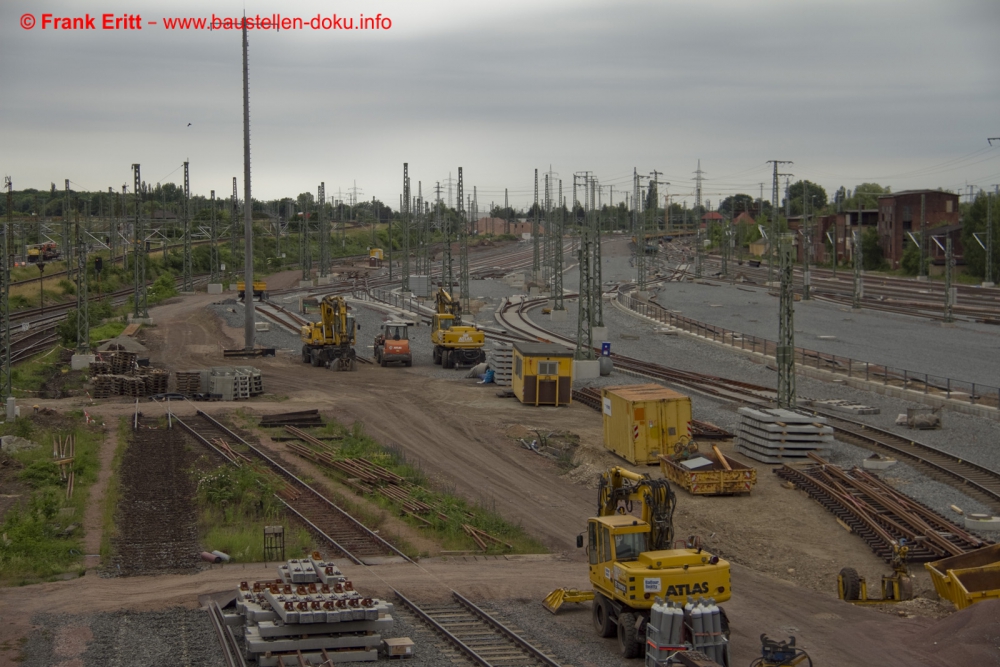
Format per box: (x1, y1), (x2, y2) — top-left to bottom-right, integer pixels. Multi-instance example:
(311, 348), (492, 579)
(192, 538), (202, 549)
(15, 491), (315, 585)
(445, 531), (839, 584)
(373, 321), (412, 367)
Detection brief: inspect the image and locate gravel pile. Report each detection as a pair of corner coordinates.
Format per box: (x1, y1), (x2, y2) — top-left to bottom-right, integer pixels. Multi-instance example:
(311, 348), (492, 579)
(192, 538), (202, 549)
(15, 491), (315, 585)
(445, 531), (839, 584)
(20, 609), (225, 667)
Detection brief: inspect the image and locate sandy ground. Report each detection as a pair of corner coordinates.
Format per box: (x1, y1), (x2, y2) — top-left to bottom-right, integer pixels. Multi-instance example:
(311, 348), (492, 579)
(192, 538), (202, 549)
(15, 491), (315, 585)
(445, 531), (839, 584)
(0, 272), (990, 665)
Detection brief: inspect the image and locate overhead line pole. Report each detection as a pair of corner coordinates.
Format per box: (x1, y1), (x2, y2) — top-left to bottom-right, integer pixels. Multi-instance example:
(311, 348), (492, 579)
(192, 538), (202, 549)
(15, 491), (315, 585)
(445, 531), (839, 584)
(767, 160), (793, 284)
(241, 17), (255, 351)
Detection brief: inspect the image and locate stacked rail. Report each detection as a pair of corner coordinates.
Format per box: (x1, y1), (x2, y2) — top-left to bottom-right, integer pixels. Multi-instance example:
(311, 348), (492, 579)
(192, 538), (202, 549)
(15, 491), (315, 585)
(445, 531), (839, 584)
(776, 454), (989, 563)
(174, 410), (411, 564)
(394, 590), (562, 667)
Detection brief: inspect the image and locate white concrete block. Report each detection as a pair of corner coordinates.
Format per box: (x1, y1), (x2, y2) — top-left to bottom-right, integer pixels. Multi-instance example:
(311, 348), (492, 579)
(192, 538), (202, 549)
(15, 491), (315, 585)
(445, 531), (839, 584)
(207, 283), (224, 294)
(255, 322), (270, 332)
(299, 280), (315, 288)
(965, 514), (1000, 532)
(573, 359), (600, 380)
(71, 354), (96, 371)
(550, 308), (567, 322)
(317, 276), (332, 286)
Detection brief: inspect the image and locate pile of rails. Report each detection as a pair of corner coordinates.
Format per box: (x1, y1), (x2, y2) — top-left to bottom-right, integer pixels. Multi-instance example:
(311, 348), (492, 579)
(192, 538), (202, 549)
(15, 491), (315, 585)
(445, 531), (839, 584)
(228, 556), (400, 665)
(258, 410), (324, 429)
(89, 353), (168, 399)
(285, 431), (512, 551)
(735, 407), (832, 463)
(174, 366), (263, 401)
(776, 453), (989, 563)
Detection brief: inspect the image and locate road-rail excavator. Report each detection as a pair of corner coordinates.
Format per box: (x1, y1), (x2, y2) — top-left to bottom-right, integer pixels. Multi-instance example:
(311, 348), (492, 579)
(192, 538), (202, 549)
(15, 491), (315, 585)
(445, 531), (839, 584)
(300, 295), (358, 371)
(430, 288), (486, 369)
(544, 466), (732, 662)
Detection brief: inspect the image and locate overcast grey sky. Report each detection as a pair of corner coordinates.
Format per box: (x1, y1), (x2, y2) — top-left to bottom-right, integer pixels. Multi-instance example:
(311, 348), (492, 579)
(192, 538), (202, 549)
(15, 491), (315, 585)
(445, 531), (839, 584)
(3, 0), (999, 210)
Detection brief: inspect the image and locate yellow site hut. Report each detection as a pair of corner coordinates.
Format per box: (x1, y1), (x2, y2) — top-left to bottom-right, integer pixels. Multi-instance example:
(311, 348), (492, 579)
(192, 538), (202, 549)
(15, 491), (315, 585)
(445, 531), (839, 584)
(512, 342), (574, 406)
(601, 384), (693, 465)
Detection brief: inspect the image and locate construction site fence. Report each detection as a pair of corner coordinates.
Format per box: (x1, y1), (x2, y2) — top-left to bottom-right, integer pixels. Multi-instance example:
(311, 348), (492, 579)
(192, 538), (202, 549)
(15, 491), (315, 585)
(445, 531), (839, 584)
(362, 287), (431, 320)
(617, 291), (1000, 411)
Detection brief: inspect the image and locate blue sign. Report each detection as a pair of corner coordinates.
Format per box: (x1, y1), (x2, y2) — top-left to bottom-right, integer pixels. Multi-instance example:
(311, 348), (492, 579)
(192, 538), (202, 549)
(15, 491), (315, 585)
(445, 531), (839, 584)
(601, 342), (611, 357)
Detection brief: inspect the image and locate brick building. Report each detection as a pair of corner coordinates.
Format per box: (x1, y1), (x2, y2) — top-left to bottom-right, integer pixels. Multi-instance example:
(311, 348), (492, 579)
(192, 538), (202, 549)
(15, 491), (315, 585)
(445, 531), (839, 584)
(876, 190), (959, 269)
(472, 217), (534, 236)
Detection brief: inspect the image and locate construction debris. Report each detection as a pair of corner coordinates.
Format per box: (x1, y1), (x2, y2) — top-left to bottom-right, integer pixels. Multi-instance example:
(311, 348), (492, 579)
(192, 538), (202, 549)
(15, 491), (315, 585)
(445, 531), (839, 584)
(173, 366), (264, 400)
(89, 353), (168, 399)
(259, 410), (324, 428)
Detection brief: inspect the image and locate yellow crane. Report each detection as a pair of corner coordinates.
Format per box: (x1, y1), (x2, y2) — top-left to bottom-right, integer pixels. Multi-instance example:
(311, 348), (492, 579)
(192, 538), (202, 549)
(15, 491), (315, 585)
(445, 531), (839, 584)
(544, 466), (732, 660)
(430, 288), (485, 369)
(300, 295), (359, 371)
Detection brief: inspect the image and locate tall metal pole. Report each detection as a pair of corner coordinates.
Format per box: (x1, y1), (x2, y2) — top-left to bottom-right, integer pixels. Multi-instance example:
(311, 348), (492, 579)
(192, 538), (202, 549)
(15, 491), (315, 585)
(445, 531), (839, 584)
(634, 169), (646, 291)
(242, 18), (256, 350)
(532, 169), (540, 279)
(802, 182), (811, 300)
(0, 177), (10, 402)
(132, 164), (148, 318)
(402, 164), (410, 291)
(75, 219), (89, 353)
(231, 177), (239, 280)
(575, 196), (594, 361)
(318, 182), (328, 277)
(944, 237), (954, 323)
(920, 193), (927, 278)
(592, 176), (604, 327)
(444, 176), (455, 293)
(64, 179), (72, 274)
(182, 161), (193, 291)
(853, 229), (863, 309)
(987, 192), (994, 286)
(767, 160), (792, 284)
(210, 190), (219, 282)
(553, 179), (564, 313)
(777, 233), (796, 409)
(459, 168), (469, 314)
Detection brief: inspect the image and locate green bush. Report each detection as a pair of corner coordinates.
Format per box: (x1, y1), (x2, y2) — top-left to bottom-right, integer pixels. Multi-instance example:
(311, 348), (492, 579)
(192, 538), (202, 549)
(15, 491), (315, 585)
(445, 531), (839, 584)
(58, 278), (75, 295)
(900, 242), (921, 276)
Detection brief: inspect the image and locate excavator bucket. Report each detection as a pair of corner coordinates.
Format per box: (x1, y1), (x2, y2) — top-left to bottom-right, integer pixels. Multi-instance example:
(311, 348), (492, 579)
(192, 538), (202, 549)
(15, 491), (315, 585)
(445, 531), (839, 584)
(542, 588), (594, 614)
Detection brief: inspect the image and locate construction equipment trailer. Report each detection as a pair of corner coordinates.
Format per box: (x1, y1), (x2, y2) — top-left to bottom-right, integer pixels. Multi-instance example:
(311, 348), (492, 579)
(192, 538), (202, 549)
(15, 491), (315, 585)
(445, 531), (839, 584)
(544, 466), (732, 662)
(430, 288), (486, 369)
(300, 295), (359, 371)
(236, 280), (268, 301)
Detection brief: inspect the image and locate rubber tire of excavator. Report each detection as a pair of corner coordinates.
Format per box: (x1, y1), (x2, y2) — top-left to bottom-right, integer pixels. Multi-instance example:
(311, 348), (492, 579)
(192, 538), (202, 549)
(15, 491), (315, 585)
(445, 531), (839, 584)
(433, 347), (442, 365)
(311, 350), (321, 367)
(443, 350), (453, 369)
(404, 360), (412, 367)
(302, 346), (311, 364)
(617, 611), (641, 659)
(592, 594), (615, 638)
(840, 567), (861, 601)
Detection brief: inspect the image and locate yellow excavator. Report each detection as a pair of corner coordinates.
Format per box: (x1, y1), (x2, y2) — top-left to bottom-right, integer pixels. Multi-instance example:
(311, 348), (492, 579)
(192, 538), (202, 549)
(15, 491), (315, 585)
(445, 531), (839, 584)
(544, 466), (732, 661)
(300, 295), (359, 371)
(431, 288), (486, 369)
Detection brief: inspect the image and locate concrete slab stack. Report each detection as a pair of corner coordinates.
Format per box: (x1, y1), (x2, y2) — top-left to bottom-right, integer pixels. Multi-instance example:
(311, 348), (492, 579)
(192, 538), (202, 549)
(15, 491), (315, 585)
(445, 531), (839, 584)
(230, 556), (398, 665)
(734, 407), (833, 463)
(490, 343), (513, 387)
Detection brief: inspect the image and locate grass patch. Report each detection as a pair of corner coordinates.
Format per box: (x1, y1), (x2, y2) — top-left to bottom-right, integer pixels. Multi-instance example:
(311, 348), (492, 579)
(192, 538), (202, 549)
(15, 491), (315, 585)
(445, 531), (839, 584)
(89, 320), (127, 342)
(264, 418), (547, 556)
(0, 413), (105, 584)
(194, 461), (312, 562)
(99, 418), (129, 561)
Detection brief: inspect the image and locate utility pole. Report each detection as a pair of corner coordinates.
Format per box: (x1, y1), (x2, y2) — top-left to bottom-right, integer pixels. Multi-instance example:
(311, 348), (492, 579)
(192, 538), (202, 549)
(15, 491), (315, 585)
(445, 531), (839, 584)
(459, 168), (470, 314)
(553, 178), (565, 315)
(767, 160), (793, 284)
(444, 173), (456, 294)
(1, 177), (10, 402)
(434, 182), (442, 286)
(241, 17), (255, 350)
(543, 174), (551, 286)
(402, 164), (410, 291)
(504, 188), (510, 235)
(299, 198), (308, 282)
(919, 193), (927, 278)
(853, 229), (863, 309)
(592, 176), (604, 328)
(74, 218), (89, 354)
(944, 237), (954, 323)
(532, 169), (540, 280)
(987, 190), (995, 287)
(231, 177), (239, 280)
(182, 161), (193, 291)
(802, 181), (811, 300)
(634, 168), (646, 292)
(575, 193), (595, 361)
(694, 160), (704, 210)
(777, 233), (796, 409)
(210, 190), (220, 282)
(132, 164), (148, 319)
(318, 182), (329, 278)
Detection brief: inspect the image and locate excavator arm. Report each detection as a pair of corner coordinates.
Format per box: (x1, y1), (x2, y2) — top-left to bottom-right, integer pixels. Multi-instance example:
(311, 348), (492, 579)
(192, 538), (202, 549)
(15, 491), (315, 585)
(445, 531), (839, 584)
(597, 466), (676, 551)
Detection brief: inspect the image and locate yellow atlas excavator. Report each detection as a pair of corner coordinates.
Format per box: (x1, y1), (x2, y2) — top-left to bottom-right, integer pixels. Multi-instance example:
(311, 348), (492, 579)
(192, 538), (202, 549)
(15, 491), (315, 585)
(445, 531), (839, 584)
(544, 466), (732, 661)
(300, 295), (359, 371)
(430, 288), (485, 369)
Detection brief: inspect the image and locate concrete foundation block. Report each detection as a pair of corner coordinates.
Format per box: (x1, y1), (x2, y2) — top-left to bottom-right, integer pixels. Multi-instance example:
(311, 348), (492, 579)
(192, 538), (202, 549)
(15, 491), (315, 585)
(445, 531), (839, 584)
(635, 290), (650, 302)
(965, 514), (1000, 532)
(573, 359), (600, 380)
(550, 308), (567, 322)
(317, 276), (332, 286)
(6, 397), (16, 421)
(528, 286), (540, 296)
(126, 315), (153, 325)
(255, 322), (270, 332)
(862, 456), (897, 470)
(983, 282), (995, 288)
(299, 280), (315, 288)
(71, 354), (96, 371)
(207, 283), (224, 294)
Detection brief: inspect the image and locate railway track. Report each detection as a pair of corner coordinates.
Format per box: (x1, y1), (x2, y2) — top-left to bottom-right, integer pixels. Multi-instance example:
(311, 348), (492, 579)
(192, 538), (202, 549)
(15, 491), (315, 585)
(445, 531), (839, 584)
(174, 410), (411, 565)
(394, 590), (563, 667)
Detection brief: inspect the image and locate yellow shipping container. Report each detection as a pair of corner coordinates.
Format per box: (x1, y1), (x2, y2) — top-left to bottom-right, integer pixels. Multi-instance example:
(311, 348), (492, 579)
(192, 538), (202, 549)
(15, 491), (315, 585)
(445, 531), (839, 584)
(601, 384), (692, 465)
